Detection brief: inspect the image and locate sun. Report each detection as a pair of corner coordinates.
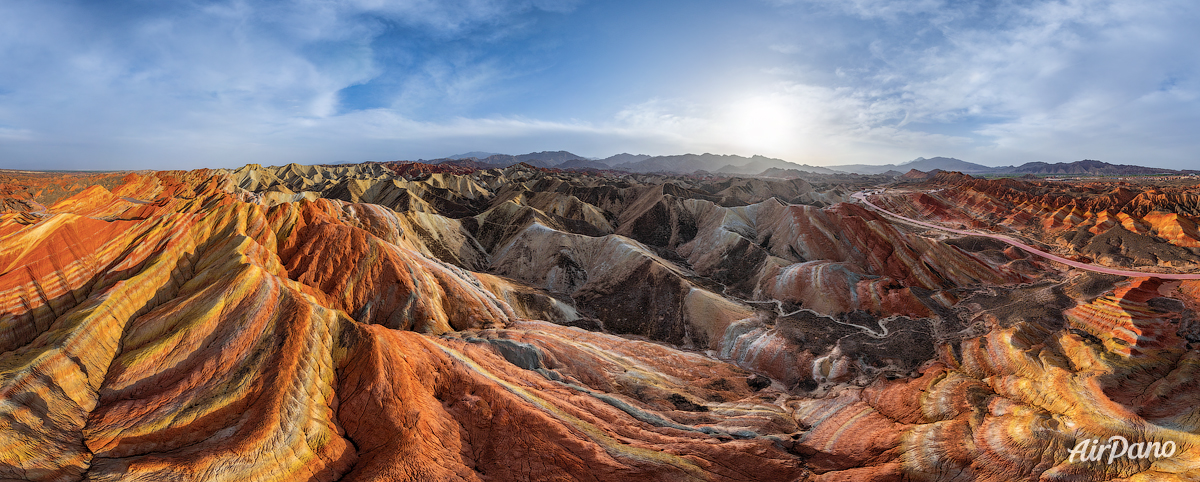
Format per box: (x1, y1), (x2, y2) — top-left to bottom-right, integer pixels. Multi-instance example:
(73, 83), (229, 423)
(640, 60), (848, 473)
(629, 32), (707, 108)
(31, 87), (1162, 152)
(723, 95), (796, 154)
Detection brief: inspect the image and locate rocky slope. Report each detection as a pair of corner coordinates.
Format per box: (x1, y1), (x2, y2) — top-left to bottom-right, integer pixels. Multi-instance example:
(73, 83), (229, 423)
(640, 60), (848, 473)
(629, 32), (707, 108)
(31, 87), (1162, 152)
(2, 163), (1199, 481)
(873, 172), (1200, 269)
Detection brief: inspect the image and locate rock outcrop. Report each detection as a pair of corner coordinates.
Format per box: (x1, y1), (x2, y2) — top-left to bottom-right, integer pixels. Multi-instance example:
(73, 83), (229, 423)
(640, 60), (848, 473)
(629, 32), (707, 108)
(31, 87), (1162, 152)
(3, 162), (1198, 481)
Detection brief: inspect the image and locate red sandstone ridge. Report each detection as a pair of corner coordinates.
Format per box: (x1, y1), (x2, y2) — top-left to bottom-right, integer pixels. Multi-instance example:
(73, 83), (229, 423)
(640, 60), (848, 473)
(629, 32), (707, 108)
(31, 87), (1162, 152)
(870, 173), (1200, 270)
(378, 160), (480, 177)
(3, 163), (1199, 481)
(899, 168), (933, 180)
(0, 169), (808, 481)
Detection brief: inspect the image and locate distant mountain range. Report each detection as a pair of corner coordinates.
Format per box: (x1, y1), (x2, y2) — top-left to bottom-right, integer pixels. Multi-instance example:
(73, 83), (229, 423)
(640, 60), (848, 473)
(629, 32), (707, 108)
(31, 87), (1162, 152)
(600, 153), (652, 166)
(445, 151), (504, 160)
(442, 151), (589, 168)
(832, 157), (1187, 176)
(993, 159), (1183, 176)
(828, 157), (997, 175)
(439, 151), (840, 174)
(434, 152), (1191, 177)
(610, 153), (822, 174)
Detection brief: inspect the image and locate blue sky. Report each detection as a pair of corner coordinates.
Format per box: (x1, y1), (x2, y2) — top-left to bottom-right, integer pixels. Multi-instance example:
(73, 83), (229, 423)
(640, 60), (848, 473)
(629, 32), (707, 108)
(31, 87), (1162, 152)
(1, 0), (1198, 170)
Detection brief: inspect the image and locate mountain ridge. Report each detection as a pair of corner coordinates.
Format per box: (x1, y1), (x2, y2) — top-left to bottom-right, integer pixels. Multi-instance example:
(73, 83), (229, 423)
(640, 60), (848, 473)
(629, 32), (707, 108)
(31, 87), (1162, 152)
(829, 157), (996, 175)
(430, 151), (1192, 177)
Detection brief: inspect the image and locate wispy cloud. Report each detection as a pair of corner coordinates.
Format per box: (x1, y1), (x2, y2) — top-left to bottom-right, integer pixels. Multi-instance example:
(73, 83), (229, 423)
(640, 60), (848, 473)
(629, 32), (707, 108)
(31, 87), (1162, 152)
(0, 127), (34, 141)
(769, 44), (801, 54)
(746, 0), (1200, 166)
(1, 0), (1197, 170)
(0, 0), (584, 169)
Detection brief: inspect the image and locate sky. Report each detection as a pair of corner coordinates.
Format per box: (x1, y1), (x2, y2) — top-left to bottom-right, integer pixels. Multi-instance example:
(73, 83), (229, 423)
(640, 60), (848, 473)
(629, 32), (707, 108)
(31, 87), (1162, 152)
(1, 0), (1198, 171)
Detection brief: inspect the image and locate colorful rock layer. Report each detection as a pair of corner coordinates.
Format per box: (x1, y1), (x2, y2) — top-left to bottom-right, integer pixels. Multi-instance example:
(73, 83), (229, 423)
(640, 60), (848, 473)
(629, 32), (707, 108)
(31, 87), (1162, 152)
(2, 164), (1198, 481)
(878, 172), (1200, 269)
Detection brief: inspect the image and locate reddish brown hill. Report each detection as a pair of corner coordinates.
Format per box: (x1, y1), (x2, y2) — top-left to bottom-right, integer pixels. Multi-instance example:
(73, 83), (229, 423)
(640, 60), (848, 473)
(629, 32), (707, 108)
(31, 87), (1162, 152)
(0, 170), (811, 481)
(4, 164), (1200, 481)
(871, 174), (1200, 268)
(377, 160), (479, 177)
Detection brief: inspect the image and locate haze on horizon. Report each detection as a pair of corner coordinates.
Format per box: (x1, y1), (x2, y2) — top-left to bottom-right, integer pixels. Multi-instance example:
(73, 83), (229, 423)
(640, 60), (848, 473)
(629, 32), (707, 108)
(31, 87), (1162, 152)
(1, 0), (1198, 171)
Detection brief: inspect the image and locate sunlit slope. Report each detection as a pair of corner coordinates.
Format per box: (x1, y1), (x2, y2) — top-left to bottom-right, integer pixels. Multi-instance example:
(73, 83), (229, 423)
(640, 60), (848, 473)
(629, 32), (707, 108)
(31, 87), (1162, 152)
(0, 169), (809, 481)
(2, 164), (1199, 481)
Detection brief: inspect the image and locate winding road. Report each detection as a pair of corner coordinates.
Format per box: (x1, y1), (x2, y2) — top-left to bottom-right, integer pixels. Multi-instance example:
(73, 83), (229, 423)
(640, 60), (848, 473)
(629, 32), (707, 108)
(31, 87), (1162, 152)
(713, 276), (892, 338)
(852, 190), (1200, 280)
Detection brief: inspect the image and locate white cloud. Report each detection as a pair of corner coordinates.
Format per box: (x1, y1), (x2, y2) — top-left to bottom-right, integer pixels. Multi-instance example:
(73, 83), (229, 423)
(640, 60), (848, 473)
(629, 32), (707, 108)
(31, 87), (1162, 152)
(769, 44), (801, 54)
(593, 82), (976, 164)
(0, 0), (586, 169)
(1, 0), (1198, 170)
(751, 0), (1200, 167)
(0, 127), (33, 141)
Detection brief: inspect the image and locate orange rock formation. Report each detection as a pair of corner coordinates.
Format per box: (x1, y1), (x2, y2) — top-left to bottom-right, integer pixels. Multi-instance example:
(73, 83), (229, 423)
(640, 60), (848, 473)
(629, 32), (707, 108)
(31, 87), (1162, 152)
(2, 164), (1198, 481)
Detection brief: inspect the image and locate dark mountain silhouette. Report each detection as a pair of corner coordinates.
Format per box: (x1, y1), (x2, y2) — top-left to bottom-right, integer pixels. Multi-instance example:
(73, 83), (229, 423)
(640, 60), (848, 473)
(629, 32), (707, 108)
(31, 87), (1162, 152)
(436, 153), (1191, 178)
(830, 157), (995, 175)
(717, 158), (839, 175)
(599, 153), (652, 166)
(437, 151), (587, 168)
(833, 157), (1188, 176)
(446, 151), (504, 160)
(996, 159), (1180, 176)
(612, 153), (834, 174)
(483, 151), (588, 168)
(558, 158), (617, 170)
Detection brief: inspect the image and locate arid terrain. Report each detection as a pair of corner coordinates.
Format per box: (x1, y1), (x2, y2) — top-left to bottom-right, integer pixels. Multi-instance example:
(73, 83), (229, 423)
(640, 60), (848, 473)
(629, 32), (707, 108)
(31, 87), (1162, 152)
(2, 163), (1199, 481)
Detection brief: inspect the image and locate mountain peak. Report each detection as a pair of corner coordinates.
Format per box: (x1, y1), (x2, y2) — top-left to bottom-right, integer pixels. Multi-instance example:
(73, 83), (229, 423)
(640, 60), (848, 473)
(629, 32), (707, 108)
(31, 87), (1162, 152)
(831, 157), (992, 175)
(446, 151), (504, 160)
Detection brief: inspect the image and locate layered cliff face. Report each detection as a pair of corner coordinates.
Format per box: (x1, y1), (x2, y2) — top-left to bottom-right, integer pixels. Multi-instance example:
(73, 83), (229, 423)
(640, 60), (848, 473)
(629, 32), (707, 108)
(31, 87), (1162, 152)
(2, 164), (1199, 481)
(874, 173), (1200, 269)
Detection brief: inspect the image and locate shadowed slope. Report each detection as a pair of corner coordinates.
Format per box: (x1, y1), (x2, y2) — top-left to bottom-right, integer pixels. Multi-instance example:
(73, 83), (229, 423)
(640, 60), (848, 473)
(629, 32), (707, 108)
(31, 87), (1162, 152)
(273, 200), (514, 333)
(5, 163), (1200, 482)
(84, 212), (357, 481)
(0, 168), (816, 481)
(336, 321), (809, 481)
(875, 174), (1200, 269)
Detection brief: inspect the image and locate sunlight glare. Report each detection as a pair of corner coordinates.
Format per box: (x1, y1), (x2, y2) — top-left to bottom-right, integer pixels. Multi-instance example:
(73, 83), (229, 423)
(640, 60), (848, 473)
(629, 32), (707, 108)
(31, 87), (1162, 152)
(723, 95), (796, 154)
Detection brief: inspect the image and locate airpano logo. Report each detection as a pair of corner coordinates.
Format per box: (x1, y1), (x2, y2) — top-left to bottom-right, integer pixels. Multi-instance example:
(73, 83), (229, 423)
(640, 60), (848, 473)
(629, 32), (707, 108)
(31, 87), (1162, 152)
(1068, 436), (1177, 464)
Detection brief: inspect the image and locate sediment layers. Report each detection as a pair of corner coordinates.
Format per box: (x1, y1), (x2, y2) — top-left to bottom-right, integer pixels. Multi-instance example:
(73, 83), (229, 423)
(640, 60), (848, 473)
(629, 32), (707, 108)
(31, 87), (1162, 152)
(2, 163), (1198, 481)
(1, 168), (811, 481)
(875, 173), (1200, 269)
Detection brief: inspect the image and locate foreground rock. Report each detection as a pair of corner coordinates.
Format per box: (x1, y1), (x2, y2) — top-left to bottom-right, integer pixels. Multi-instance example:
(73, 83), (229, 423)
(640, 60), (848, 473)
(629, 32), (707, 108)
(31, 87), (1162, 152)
(1, 164), (1198, 481)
